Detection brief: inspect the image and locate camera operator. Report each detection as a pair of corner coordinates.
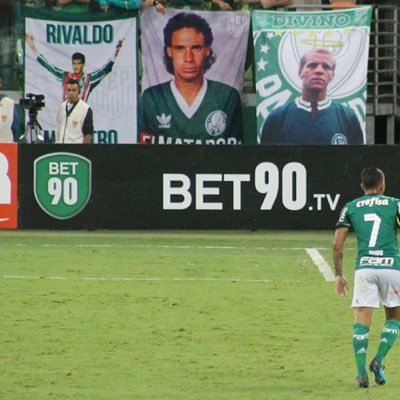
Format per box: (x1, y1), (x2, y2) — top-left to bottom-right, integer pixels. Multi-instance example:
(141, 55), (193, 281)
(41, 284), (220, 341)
(55, 78), (93, 144)
(0, 74), (21, 143)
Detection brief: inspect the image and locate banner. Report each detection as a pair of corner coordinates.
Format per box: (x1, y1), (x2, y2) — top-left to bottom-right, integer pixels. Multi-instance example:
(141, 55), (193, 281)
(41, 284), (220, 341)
(0, 144), (18, 229)
(139, 8), (250, 144)
(252, 7), (372, 144)
(17, 144), (400, 230)
(24, 10), (138, 143)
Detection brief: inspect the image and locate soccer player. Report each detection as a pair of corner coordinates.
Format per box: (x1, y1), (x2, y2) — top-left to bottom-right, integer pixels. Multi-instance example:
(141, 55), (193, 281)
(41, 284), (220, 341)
(333, 167), (400, 388)
(55, 78), (93, 143)
(25, 34), (123, 102)
(138, 12), (243, 145)
(260, 48), (364, 144)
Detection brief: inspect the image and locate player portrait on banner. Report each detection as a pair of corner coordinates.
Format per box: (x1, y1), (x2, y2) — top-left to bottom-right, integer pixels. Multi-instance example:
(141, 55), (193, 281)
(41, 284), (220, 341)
(139, 9), (250, 145)
(24, 12), (138, 144)
(252, 6), (372, 145)
(26, 34), (123, 102)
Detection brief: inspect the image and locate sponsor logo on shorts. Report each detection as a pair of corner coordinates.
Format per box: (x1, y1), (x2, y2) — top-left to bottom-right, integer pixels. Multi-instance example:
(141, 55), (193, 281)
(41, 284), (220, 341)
(359, 256), (394, 267)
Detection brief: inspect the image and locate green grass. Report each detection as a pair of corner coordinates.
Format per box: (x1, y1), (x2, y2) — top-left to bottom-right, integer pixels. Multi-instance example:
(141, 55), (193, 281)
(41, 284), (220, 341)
(0, 230), (398, 399)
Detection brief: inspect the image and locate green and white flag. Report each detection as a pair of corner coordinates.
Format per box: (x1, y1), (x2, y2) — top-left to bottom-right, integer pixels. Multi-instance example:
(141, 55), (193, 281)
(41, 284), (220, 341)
(24, 9), (138, 143)
(252, 7), (372, 144)
(138, 9), (249, 145)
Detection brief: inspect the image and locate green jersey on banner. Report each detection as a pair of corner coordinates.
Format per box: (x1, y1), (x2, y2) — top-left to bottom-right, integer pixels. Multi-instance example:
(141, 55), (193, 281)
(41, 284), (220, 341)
(139, 79), (243, 144)
(336, 194), (400, 270)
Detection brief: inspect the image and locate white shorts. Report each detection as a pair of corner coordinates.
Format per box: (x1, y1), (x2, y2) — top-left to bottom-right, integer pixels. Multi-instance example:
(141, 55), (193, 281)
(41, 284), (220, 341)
(352, 268), (400, 308)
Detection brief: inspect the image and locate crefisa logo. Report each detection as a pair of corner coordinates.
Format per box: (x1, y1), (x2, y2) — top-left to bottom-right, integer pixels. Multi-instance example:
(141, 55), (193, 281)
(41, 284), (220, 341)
(34, 152), (91, 220)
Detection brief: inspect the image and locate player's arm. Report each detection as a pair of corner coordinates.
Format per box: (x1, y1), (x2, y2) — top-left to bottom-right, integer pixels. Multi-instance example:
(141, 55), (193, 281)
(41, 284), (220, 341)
(333, 226), (349, 297)
(88, 40), (123, 85)
(333, 226), (348, 277)
(333, 205), (352, 297)
(26, 34), (65, 82)
(85, 41), (123, 98)
(36, 53), (66, 82)
(87, 59), (115, 90)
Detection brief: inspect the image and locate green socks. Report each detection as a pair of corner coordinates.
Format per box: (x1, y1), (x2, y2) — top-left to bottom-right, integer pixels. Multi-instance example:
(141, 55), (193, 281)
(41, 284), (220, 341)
(374, 320), (400, 363)
(353, 323), (369, 377)
(352, 320), (400, 378)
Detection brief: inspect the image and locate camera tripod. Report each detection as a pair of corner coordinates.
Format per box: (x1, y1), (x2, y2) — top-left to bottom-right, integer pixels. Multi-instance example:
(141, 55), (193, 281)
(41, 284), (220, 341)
(20, 110), (44, 143)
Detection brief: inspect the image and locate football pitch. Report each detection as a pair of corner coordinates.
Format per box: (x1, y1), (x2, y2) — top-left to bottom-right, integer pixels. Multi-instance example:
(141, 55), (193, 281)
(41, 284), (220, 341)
(1, 230), (399, 400)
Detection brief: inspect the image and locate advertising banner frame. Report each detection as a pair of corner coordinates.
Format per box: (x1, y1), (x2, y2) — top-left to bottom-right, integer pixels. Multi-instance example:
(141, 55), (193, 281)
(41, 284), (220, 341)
(17, 144), (400, 230)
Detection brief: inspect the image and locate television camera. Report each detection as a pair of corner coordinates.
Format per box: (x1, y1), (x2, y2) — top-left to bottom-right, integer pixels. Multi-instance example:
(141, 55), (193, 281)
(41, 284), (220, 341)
(19, 93), (45, 143)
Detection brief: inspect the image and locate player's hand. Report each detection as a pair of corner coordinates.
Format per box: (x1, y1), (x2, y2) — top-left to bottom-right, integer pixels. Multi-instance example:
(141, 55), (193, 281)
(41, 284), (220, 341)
(335, 275), (348, 298)
(114, 39), (124, 57)
(25, 34), (37, 52)
(154, 2), (166, 14)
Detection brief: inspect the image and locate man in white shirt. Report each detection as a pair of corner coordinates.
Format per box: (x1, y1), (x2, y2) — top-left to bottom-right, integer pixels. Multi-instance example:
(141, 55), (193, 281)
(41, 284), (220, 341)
(0, 75), (19, 143)
(55, 79), (93, 144)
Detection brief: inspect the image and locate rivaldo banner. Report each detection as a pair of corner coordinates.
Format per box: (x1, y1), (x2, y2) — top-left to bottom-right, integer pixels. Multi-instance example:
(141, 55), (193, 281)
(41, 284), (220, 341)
(252, 6), (372, 145)
(139, 8), (250, 145)
(23, 9), (138, 143)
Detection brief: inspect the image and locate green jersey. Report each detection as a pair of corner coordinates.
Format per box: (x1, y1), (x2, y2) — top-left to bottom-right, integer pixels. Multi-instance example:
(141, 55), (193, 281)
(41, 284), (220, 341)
(336, 194), (400, 270)
(36, 53), (115, 102)
(138, 79), (243, 145)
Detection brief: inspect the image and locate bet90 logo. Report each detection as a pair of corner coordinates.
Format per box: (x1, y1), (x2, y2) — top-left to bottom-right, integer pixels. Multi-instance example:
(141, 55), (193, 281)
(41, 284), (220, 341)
(34, 152), (91, 219)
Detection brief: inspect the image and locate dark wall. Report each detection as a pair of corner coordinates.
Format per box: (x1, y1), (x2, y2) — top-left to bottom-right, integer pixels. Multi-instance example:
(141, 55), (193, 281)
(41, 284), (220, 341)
(18, 144), (400, 230)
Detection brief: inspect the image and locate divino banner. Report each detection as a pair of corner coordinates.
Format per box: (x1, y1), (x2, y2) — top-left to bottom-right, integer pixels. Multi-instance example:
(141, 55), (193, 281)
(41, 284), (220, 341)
(253, 7), (372, 144)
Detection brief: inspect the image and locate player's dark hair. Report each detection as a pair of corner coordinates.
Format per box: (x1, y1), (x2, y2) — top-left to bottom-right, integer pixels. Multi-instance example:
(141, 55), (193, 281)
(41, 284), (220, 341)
(299, 48), (336, 72)
(72, 52), (85, 64)
(361, 167), (384, 189)
(163, 12), (216, 75)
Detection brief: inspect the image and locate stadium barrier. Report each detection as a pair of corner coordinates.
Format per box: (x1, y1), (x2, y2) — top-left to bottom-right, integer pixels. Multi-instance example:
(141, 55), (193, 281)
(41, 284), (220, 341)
(7, 144), (400, 230)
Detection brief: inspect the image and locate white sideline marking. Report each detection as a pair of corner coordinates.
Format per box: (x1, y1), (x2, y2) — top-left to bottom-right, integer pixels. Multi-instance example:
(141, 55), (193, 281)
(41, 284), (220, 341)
(305, 248), (335, 282)
(1, 275), (284, 283)
(1, 243), (328, 251)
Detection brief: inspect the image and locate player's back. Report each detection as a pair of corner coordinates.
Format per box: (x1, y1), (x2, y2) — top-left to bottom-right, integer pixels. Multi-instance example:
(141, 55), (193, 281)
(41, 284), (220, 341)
(342, 194), (400, 268)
